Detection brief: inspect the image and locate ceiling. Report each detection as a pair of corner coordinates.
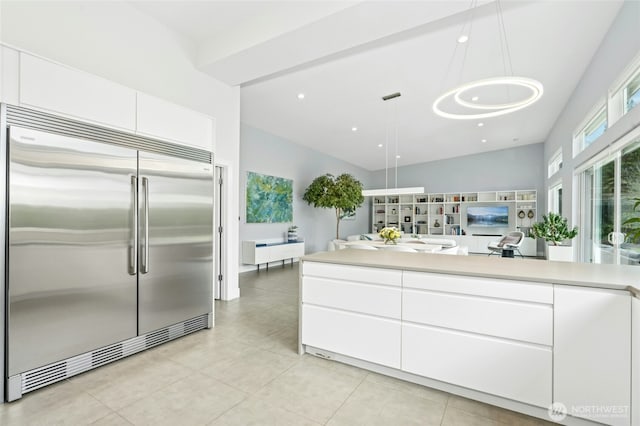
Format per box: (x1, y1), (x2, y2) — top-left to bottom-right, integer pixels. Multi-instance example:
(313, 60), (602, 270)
(132, 1), (625, 171)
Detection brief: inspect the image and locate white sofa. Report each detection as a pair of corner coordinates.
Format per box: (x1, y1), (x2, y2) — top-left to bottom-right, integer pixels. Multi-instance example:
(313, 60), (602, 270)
(329, 233), (468, 255)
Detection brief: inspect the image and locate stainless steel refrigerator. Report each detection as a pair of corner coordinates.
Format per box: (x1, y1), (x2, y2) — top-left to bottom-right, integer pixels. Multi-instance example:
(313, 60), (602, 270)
(4, 106), (213, 401)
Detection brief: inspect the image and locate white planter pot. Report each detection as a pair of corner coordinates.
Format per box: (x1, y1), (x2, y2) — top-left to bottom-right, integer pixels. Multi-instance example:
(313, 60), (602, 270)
(547, 245), (574, 262)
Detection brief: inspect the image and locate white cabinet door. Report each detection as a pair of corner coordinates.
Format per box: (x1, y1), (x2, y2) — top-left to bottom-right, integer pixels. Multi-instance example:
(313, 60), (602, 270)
(403, 289), (552, 345)
(403, 271), (553, 304)
(304, 277), (401, 319)
(303, 262), (402, 287)
(402, 323), (552, 408)
(19, 53), (136, 131)
(302, 305), (401, 368)
(136, 93), (214, 150)
(252, 247), (269, 265)
(554, 286), (631, 426)
(271, 242), (304, 260)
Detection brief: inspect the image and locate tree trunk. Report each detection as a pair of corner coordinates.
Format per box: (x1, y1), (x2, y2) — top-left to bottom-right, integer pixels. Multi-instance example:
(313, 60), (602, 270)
(335, 208), (341, 239)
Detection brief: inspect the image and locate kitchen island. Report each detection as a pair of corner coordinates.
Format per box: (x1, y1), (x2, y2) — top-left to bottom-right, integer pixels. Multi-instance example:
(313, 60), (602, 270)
(298, 250), (640, 426)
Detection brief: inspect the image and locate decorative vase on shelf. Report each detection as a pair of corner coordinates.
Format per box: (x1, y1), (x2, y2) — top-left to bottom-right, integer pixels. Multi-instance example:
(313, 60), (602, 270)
(433, 219), (441, 228)
(287, 225), (298, 242)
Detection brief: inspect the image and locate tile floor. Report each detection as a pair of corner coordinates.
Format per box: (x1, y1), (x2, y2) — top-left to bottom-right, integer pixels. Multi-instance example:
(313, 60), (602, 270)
(0, 264), (554, 425)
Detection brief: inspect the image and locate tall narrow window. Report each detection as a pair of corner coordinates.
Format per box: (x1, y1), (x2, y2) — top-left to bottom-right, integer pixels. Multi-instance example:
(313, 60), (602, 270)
(574, 105), (607, 156)
(624, 70), (640, 114)
(609, 54), (640, 126)
(583, 108), (607, 147)
(549, 183), (562, 216)
(548, 149), (562, 178)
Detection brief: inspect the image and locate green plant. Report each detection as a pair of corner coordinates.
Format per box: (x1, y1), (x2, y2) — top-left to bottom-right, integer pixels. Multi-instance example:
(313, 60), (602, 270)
(622, 197), (640, 243)
(303, 173), (364, 239)
(529, 212), (579, 245)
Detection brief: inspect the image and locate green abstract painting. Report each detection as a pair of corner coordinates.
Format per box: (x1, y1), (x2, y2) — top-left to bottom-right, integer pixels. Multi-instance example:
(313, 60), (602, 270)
(246, 172), (293, 223)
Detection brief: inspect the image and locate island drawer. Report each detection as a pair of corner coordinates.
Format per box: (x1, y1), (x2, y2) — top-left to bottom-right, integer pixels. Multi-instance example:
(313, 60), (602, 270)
(402, 323), (552, 408)
(303, 262), (401, 287)
(403, 289), (552, 345)
(303, 276), (401, 319)
(302, 304), (401, 369)
(403, 271), (552, 304)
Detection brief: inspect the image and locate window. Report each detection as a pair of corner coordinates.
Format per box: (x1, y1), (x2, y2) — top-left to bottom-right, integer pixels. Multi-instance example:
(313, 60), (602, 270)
(549, 183), (562, 216)
(577, 128), (640, 266)
(548, 149), (562, 178)
(624, 69), (640, 114)
(609, 53), (640, 126)
(573, 105), (607, 156)
(583, 108), (607, 147)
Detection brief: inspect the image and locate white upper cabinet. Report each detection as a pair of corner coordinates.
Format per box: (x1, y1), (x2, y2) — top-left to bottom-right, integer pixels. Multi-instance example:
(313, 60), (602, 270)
(136, 93), (214, 151)
(19, 53), (136, 131)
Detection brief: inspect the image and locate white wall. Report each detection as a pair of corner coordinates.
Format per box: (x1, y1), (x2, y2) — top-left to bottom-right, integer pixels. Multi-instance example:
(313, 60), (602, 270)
(0, 1), (241, 299)
(240, 124), (372, 269)
(543, 0), (640, 227)
(369, 143), (545, 201)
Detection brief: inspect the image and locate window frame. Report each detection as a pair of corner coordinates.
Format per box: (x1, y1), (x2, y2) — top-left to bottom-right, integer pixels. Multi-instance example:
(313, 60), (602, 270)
(573, 101), (607, 157)
(609, 51), (640, 126)
(548, 181), (562, 216)
(548, 148), (563, 178)
(623, 70), (640, 114)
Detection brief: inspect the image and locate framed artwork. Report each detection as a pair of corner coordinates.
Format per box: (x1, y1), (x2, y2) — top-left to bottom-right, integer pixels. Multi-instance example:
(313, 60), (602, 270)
(246, 171), (293, 223)
(340, 208), (356, 221)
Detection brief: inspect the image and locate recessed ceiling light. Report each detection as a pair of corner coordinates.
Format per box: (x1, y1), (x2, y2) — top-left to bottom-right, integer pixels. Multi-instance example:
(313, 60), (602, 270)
(351, 127), (358, 132)
(477, 122), (484, 127)
(481, 139), (487, 143)
(396, 155), (401, 159)
(377, 144), (383, 148)
(297, 93), (305, 100)
(471, 96), (479, 101)
(457, 35), (469, 43)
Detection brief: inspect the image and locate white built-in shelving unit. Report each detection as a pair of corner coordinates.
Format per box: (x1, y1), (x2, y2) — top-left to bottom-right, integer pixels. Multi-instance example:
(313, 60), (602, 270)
(372, 190), (537, 237)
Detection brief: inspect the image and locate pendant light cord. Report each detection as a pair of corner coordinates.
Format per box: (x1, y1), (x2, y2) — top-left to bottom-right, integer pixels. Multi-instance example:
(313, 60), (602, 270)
(394, 100), (398, 189)
(495, 0), (514, 101)
(440, 0), (477, 92)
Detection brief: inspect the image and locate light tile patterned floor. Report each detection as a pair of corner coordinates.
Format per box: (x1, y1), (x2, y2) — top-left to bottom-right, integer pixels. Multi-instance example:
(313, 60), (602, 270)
(0, 264), (554, 425)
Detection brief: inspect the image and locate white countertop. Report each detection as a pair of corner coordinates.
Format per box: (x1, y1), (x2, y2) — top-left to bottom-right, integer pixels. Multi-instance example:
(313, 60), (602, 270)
(302, 249), (640, 293)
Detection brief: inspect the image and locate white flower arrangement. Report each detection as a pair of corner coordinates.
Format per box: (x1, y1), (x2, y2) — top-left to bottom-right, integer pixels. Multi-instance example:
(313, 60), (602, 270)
(379, 227), (401, 244)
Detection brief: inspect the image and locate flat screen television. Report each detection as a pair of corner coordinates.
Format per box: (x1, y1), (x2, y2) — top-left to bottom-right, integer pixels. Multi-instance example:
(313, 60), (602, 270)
(467, 206), (509, 227)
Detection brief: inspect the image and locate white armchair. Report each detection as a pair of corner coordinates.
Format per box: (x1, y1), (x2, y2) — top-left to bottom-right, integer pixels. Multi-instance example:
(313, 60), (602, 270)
(488, 231), (525, 258)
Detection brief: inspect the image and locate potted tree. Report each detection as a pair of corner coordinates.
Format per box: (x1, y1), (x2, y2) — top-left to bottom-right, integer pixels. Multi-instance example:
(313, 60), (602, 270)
(530, 212), (579, 261)
(303, 173), (364, 239)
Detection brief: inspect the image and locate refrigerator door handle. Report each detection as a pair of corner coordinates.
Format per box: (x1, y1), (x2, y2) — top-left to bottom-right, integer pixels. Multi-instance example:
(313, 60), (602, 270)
(141, 177), (150, 274)
(129, 175), (138, 275)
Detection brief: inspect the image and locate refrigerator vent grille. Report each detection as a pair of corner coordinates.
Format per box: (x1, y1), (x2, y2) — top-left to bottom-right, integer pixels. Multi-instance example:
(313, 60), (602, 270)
(15, 314), (210, 399)
(146, 328), (170, 348)
(92, 343), (124, 368)
(23, 362), (66, 394)
(185, 315), (208, 333)
(5, 104), (212, 164)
